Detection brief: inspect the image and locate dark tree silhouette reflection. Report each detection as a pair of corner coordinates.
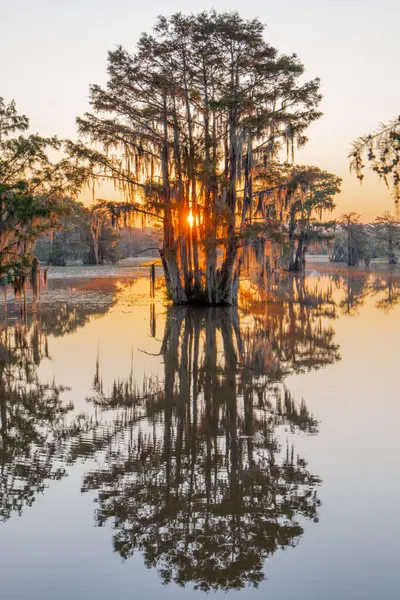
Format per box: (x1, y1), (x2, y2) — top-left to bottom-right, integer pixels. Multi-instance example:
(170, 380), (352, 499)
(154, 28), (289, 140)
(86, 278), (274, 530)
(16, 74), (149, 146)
(0, 285), (140, 522)
(0, 322), (75, 521)
(326, 271), (400, 315)
(240, 273), (341, 374)
(0, 296), (117, 521)
(371, 273), (400, 312)
(82, 299), (339, 591)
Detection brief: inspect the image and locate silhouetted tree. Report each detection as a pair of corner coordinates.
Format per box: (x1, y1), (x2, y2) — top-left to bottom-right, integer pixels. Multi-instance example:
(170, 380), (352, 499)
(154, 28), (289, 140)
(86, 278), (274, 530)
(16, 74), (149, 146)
(68, 11), (322, 305)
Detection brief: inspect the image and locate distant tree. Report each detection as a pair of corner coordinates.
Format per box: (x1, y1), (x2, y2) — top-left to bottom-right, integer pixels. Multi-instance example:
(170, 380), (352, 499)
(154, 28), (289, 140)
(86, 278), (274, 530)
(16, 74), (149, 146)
(118, 227), (162, 259)
(70, 199), (121, 266)
(350, 117), (400, 210)
(242, 163), (340, 273)
(332, 213), (370, 267)
(374, 211), (400, 264)
(83, 220), (121, 265)
(35, 198), (122, 266)
(272, 165), (340, 271)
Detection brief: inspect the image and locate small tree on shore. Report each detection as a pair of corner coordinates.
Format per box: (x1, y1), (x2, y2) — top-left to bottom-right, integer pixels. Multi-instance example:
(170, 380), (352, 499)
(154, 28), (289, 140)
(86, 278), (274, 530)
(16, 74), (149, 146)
(69, 11), (322, 305)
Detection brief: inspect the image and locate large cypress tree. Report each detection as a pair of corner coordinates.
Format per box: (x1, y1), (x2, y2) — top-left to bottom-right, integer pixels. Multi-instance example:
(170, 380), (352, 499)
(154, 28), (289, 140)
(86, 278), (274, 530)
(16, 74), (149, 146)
(69, 11), (322, 305)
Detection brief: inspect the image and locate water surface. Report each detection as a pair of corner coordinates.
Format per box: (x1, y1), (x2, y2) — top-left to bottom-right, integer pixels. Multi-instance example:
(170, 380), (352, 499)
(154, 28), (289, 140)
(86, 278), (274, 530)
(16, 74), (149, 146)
(0, 268), (399, 599)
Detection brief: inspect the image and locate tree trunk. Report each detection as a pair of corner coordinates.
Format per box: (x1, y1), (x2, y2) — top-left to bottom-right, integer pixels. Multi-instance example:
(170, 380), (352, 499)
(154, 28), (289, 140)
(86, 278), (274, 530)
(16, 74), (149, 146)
(388, 236), (397, 264)
(161, 93), (187, 305)
(290, 235), (305, 272)
(219, 105), (239, 305)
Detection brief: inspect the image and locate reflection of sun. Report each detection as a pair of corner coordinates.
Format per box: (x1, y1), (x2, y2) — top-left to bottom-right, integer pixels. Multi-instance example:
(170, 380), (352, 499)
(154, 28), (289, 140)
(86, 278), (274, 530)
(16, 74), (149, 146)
(187, 210), (194, 229)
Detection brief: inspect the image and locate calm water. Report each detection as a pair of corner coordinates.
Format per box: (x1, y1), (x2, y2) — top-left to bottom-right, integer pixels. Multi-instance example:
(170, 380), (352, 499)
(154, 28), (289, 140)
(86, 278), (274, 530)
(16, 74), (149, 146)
(0, 267), (399, 599)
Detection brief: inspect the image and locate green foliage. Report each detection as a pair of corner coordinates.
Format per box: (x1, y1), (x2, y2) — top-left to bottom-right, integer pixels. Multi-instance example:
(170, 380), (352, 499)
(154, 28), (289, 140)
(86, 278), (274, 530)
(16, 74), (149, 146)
(0, 97), (85, 282)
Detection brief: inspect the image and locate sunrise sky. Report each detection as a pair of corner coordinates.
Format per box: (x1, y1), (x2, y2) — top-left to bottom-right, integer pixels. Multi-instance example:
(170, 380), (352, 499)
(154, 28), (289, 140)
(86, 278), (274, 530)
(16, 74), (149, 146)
(2, 0), (399, 221)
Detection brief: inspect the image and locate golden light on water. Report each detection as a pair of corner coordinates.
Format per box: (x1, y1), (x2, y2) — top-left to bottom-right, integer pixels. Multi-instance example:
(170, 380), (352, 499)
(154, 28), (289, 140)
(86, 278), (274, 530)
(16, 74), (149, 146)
(187, 210), (194, 229)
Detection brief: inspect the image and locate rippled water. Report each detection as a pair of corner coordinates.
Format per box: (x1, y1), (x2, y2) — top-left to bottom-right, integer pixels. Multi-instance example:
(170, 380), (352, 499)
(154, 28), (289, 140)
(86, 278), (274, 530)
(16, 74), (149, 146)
(0, 267), (399, 599)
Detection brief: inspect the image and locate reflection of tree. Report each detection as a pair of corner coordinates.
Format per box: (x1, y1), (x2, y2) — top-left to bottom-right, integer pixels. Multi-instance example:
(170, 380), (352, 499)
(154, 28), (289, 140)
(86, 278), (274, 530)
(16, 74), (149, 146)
(240, 274), (341, 374)
(328, 272), (400, 315)
(0, 280), (138, 521)
(36, 279), (117, 337)
(37, 301), (111, 337)
(336, 274), (371, 315)
(243, 266), (400, 321)
(82, 298), (339, 591)
(371, 273), (400, 313)
(5, 283), (116, 338)
(0, 319), (89, 521)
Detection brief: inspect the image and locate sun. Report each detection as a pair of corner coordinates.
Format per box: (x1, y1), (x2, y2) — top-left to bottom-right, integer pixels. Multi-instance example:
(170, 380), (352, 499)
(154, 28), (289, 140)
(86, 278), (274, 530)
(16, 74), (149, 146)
(187, 210), (194, 229)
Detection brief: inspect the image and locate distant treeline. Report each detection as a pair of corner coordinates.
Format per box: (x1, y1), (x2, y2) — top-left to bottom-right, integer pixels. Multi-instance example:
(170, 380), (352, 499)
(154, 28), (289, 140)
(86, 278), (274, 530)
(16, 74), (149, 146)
(35, 198), (161, 266)
(325, 212), (400, 266)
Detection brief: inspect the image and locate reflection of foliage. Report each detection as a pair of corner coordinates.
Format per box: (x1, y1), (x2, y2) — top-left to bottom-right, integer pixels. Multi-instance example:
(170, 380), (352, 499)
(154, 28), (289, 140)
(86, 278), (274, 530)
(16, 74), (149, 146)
(336, 274), (371, 316)
(1, 271), (396, 588)
(6, 280), (117, 337)
(38, 301), (113, 338)
(0, 323), (70, 520)
(371, 274), (400, 313)
(0, 320), (89, 521)
(0, 279), (130, 521)
(82, 302), (331, 591)
(326, 272), (400, 316)
(242, 260), (400, 318)
(239, 273), (341, 373)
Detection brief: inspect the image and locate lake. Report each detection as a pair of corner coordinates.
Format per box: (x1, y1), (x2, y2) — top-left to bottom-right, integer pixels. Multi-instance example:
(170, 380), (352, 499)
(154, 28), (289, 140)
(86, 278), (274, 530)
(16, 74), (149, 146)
(0, 266), (399, 600)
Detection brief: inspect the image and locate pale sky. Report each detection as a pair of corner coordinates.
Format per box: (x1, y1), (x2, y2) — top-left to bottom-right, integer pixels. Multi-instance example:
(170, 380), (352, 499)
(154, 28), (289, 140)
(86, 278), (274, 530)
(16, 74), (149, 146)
(2, 0), (399, 220)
